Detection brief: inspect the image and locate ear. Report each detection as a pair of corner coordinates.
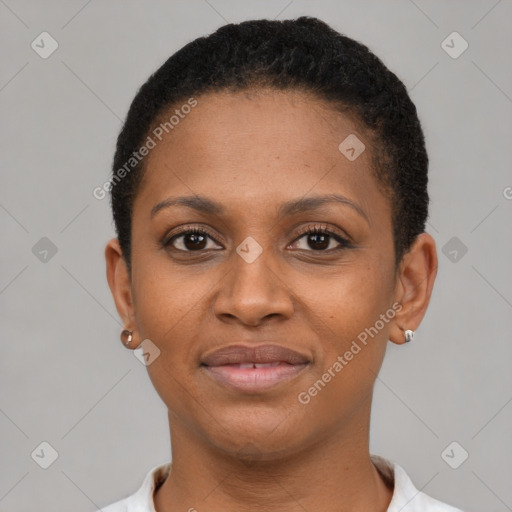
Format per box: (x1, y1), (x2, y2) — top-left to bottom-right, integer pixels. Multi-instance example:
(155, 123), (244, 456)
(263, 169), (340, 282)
(389, 232), (438, 345)
(105, 238), (137, 337)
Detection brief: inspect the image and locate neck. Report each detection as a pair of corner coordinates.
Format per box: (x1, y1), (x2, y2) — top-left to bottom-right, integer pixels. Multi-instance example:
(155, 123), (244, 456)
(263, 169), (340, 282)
(154, 406), (393, 512)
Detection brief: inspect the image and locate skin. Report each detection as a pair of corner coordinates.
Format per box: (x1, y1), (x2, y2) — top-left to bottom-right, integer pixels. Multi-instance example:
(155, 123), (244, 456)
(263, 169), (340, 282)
(105, 88), (437, 512)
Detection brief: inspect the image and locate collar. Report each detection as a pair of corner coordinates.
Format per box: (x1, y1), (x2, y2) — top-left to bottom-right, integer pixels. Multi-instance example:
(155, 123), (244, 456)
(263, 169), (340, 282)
(114, 455), (463, 512)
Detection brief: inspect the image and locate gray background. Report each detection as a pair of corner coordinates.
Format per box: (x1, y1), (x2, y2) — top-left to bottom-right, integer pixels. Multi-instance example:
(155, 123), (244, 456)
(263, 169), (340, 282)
(1, 1), (511, 511)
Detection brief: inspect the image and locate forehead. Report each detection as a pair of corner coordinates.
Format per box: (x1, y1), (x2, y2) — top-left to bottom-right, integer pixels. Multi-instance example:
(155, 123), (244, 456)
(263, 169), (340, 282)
(134, 88), (389, 226)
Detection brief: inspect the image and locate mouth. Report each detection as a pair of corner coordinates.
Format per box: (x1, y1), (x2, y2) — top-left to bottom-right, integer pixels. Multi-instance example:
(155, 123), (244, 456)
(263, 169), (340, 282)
(200, 344), (310, 393)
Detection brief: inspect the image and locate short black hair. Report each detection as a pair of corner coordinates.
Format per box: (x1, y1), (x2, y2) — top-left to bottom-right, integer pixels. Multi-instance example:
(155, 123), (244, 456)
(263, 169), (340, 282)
(110, 16), (429, 273)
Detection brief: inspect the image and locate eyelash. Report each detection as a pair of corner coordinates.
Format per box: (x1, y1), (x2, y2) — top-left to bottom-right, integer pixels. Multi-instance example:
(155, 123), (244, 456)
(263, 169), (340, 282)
(163, 224), (352, 253)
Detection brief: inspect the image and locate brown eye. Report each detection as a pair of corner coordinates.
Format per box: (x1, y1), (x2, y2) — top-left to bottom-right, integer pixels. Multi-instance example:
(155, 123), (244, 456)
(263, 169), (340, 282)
(290, 225), (351, 252)
(165, 228), (222, 252)
(304, 231), (331, 250)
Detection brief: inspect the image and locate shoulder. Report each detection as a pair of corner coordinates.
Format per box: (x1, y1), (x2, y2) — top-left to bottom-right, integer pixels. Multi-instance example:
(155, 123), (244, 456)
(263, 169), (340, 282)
(100, 497), (128, 512)
(371, 455), (466, 512)
(96, 462), (172, 512)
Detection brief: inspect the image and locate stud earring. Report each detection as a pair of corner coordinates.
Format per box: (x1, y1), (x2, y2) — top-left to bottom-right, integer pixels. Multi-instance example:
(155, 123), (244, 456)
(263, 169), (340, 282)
(121, 329), (133, 347)
(404, 329), (414, 343)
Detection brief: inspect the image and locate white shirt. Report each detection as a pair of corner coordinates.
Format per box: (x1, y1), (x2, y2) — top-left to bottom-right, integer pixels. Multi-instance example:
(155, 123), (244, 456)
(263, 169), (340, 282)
(100, 455), (464, 512)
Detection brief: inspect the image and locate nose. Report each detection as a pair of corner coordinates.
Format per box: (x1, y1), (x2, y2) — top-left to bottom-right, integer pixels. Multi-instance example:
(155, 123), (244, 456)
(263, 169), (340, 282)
(213, 247), (294, 327)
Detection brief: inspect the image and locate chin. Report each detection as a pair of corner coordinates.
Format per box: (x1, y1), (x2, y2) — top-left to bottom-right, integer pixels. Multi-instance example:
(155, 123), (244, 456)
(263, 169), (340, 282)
(201, 412), (310, 462)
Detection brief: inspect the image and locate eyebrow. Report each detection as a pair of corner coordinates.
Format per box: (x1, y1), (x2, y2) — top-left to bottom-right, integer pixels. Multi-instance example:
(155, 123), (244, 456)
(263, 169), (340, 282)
(150, 193), (369, 224)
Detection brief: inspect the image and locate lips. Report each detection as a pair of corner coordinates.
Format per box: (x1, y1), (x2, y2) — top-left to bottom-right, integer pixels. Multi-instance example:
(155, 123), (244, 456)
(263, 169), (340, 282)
(201, 344), (310, 366)
(200, 344), (310, 393)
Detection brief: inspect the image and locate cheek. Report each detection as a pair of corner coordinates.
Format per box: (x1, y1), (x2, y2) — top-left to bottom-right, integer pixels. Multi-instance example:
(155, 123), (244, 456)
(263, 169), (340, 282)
(130, 248), (210, 340)
(129, 250), (225, 399)
(130, 262), (205, 419)
(296, 258), (391, 343)
(295, 261), (392, 402)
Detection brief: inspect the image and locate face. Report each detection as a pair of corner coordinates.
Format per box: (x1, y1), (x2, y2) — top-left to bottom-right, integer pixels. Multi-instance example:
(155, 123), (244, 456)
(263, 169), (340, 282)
(107, 88), (436, 461)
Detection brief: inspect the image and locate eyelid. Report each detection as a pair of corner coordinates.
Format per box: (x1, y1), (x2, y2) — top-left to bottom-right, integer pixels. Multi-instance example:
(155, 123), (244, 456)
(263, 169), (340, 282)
(163, 224), (222, 247)
(293, 223), (351, 243)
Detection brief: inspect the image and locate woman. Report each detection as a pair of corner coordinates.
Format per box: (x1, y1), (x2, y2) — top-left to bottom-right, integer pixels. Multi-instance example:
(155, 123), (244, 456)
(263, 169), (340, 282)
(102, 16), (463, 512)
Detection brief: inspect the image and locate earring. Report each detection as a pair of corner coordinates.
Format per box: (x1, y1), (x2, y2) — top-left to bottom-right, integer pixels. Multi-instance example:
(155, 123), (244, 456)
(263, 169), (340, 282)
(404, 329), (414, 343)
(121, 329), (133, 347)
